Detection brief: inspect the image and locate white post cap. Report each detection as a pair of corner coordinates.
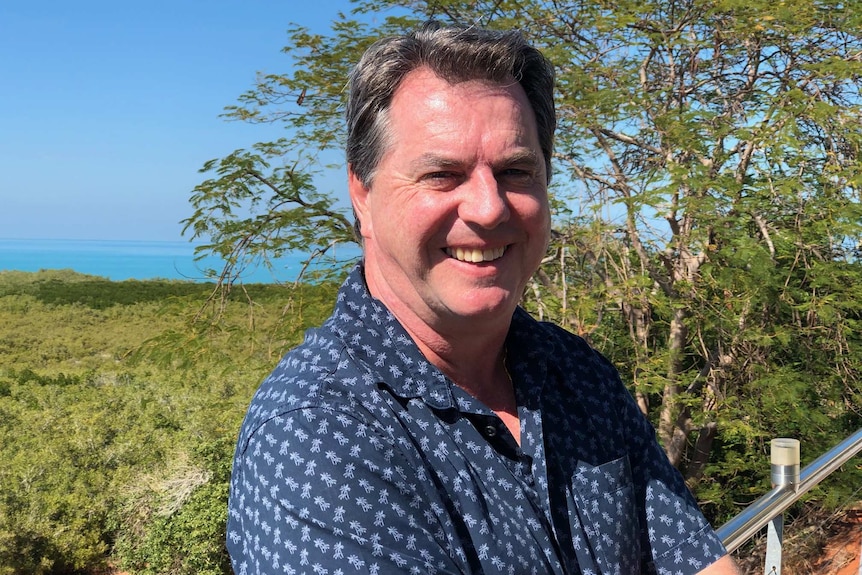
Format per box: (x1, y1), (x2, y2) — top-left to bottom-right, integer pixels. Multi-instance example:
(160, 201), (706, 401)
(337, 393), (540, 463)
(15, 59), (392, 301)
(771, 438), (800, 466)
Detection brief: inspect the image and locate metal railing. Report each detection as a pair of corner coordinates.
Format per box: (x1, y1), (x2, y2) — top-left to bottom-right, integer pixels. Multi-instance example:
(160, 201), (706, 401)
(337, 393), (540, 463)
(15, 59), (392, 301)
(716, 427), (862, 570)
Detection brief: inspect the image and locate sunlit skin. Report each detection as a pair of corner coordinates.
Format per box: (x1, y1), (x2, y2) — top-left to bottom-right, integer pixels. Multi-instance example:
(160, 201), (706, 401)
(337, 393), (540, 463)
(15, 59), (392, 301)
(349, 68), (551, 441)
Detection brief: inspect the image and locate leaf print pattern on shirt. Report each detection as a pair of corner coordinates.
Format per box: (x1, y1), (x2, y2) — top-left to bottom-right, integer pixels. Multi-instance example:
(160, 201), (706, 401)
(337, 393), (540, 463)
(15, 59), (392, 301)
(227, 265), (727, 574)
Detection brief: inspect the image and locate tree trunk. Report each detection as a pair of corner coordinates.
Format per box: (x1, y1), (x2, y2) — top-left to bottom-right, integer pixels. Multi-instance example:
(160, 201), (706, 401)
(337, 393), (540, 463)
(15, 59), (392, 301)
(620, 298), (651, 415)
(685, 421), (718, 486)
(660, 308), (689, 467)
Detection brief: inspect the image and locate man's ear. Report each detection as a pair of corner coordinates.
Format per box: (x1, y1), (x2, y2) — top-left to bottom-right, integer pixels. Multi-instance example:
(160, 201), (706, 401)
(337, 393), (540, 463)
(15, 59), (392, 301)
(348, 165), (372, 239)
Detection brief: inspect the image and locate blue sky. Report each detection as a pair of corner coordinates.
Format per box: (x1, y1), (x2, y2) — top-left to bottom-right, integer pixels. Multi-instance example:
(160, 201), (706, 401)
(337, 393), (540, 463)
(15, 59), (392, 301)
(0, 1), (360, 241)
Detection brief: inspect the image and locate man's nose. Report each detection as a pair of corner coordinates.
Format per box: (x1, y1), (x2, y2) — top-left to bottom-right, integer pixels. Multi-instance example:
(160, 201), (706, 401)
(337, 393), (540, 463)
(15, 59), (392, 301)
(458, 169), (510, 228)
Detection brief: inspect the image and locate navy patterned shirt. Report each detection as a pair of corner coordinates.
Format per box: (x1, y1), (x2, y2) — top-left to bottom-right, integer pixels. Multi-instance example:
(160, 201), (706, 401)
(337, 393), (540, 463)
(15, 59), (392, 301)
(227, 265), (727, 574)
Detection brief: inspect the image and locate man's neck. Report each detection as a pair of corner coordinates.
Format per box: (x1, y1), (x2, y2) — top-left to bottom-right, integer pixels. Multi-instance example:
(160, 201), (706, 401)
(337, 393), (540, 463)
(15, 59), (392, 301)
(383, 304), (522, 445)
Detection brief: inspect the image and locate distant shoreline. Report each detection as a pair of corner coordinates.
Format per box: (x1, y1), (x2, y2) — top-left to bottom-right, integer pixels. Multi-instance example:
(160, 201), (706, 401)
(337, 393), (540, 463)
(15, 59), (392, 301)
(0, 238), (360, 283)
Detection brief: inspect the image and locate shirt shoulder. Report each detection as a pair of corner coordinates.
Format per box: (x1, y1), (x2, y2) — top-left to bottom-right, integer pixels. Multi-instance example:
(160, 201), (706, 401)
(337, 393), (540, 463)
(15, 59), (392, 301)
(509, 308), (628, 401)
(235, 324), (364, 454)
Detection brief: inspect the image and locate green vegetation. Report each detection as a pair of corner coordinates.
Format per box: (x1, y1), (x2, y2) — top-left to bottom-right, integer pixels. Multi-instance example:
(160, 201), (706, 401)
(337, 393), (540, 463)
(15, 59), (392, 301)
(2, 259), (860, 573)
(0, 270), (339, 574)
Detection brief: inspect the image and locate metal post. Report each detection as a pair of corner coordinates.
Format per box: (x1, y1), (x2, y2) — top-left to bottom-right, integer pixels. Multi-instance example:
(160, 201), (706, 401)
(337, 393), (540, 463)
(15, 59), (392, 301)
(765, 517), (782, 575)
(765, 438), (800, 575)
(718, 428), (862, 554)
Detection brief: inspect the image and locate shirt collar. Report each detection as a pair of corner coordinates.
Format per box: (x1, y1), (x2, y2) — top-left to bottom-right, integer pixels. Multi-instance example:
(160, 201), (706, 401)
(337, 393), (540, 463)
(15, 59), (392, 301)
(327, 264), (456, 410)
(506, 307), (553, 406)
(328, 264), (555, 411)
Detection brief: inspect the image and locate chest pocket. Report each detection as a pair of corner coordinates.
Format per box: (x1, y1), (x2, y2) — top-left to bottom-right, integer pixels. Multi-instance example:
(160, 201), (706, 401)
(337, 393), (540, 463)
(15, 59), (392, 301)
(570, 456), (641, 575)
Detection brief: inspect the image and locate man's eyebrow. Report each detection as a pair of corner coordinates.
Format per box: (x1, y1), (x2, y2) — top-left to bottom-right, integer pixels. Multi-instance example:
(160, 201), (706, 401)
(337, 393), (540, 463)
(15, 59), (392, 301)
(497, 149), (541, 167)
(410, 153), (463, 170)
(410, 149), (541, 171)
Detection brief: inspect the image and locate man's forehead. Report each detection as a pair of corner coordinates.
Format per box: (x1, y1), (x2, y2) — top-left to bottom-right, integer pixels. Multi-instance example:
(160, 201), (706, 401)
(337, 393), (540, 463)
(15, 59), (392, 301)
(394, 66), (523, 99)
(388, 68), (534, 128)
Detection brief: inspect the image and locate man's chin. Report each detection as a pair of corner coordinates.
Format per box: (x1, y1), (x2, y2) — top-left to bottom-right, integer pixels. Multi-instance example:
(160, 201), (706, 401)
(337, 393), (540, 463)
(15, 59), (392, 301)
(439, 288), (519, 320)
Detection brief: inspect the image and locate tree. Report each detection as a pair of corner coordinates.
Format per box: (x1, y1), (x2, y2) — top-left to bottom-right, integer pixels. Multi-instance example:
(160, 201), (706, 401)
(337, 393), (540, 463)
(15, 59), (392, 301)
(511, 0), (862, 488)
(520, 0), (862, 492)
(184, 0), (862, 514)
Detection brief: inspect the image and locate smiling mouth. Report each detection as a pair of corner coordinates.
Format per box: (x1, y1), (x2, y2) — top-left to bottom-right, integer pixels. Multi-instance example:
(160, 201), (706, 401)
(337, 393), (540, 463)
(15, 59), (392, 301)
(445, 246), (507, 263)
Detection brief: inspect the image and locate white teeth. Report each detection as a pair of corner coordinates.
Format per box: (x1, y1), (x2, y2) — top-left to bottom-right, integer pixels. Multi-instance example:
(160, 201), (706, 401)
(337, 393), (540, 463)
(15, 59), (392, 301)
(446, 246), (506, 263)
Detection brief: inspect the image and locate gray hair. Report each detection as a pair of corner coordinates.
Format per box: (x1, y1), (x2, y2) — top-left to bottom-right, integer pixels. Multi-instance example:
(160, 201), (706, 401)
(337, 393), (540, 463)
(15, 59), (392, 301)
(346, 21), (556, 192)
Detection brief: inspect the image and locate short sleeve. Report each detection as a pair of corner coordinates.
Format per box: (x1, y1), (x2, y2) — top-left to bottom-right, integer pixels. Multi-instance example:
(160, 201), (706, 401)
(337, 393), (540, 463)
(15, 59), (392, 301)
(616, 382), (728, 574)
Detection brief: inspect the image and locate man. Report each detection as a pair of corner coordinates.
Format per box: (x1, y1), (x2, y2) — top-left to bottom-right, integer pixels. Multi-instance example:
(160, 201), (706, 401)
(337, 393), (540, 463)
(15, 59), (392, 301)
(227, 22), (740, 575)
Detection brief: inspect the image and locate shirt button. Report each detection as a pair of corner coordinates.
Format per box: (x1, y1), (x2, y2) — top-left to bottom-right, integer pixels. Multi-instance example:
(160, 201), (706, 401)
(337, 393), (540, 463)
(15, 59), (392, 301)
(484, 425), (497, 437)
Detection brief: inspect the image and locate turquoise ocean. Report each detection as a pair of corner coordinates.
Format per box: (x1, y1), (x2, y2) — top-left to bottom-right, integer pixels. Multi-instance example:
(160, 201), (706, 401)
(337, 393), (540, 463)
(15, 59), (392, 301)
(0, 238), (360, 283)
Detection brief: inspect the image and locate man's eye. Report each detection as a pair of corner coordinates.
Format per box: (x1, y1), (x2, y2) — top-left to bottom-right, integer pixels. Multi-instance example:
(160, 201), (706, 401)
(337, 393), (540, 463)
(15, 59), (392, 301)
(499, 168), (535, 182)
(421, 171), (463, 188)
(426, 171), (457, 180)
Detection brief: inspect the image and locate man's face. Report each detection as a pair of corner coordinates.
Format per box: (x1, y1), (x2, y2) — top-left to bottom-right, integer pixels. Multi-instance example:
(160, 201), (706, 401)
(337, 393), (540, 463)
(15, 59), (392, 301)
(350, 67), (551, 334)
